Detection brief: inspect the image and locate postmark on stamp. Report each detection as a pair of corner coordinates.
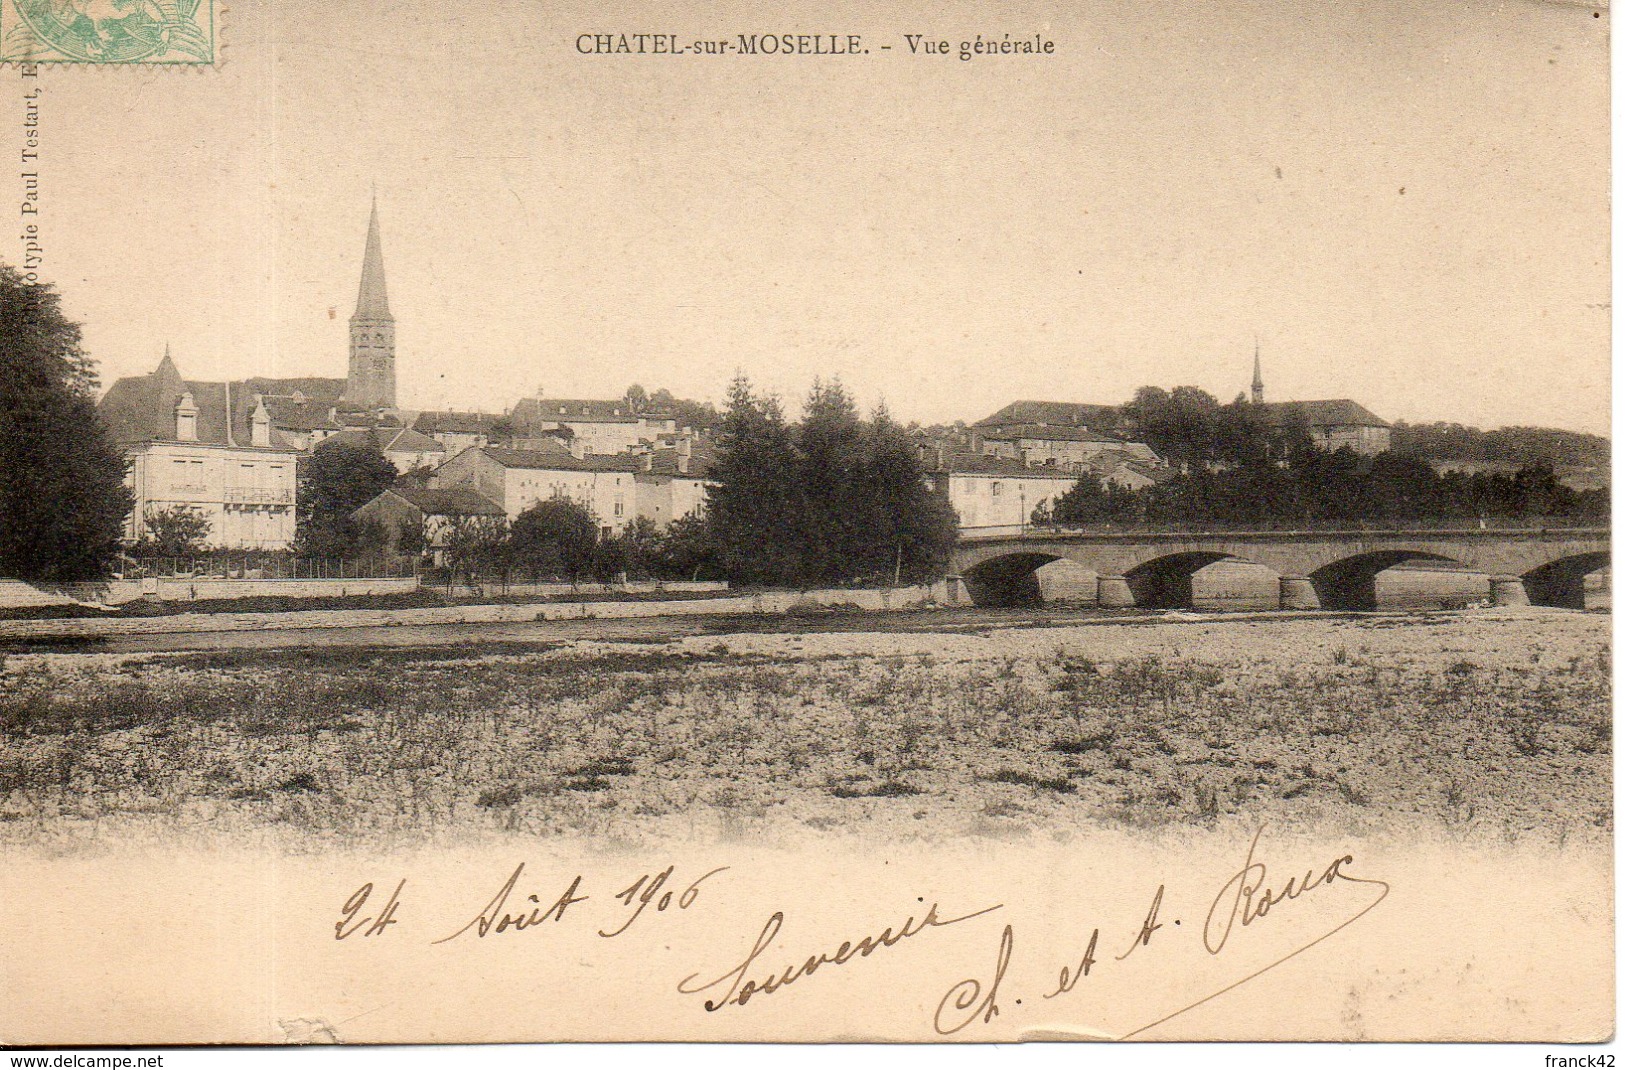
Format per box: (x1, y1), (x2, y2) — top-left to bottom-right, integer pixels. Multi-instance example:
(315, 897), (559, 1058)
(1, 0), (213, 64)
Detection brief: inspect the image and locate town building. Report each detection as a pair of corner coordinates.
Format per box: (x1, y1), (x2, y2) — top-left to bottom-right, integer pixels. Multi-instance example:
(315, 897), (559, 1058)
(920, 451), (1080, 535)
(632, 439), (715, 528)
(1256, 399), (1392, 454)
(409, 411), (509, 458)
(350, 485), (505, 563)
(979, 424), (1160, 471)
(431, 446), (642, 535)
(1248, 355), (1392, 455)
(315, 425), (446, 475)
(97, 351), (300, 549)
(1088, 450), (1170, 491)
(509, 397), (680, 456)
(975, 400), (1123, 437)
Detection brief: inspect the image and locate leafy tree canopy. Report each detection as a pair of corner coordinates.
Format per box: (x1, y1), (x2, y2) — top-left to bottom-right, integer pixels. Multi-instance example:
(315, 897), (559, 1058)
(0, 263), (132, 583)
(296, 440), (397, 557)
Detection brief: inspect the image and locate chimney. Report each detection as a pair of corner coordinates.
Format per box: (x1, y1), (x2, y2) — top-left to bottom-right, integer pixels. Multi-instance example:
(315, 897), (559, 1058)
(251, 396), (271, 447)
(569, 438), (585, 459)
(677, 452), (690, 475)
(677, 437), (692, 458)
(175, 391), (198, 441)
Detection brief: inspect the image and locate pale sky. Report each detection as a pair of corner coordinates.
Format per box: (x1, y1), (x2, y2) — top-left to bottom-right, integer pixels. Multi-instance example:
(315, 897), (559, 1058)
(8, 0), (1610, 434)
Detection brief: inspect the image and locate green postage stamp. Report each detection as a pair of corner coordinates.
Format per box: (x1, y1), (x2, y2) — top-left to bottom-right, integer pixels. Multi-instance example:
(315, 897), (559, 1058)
(1, 0), (213, 64)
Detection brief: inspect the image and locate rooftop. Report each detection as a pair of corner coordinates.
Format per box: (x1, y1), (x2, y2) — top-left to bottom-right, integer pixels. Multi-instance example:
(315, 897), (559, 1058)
(1258, 399), (1390, 428)
(982, 423), (1127, 443)
(975, 400), (1121, 430)
(382, 486), (504, 516)
(481, 447), (644, 473)
(412, 410), (506, 435)
(927, 452), (1081, 478)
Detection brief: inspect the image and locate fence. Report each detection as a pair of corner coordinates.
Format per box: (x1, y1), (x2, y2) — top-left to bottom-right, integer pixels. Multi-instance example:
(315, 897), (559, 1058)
(120, 555), (419, 581)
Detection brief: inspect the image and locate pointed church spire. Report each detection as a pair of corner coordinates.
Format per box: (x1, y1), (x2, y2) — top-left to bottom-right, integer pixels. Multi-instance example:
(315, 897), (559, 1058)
(346, 195), (398, 410)
(1251, 339), (1264, 404)
(353, 194), (392, 321)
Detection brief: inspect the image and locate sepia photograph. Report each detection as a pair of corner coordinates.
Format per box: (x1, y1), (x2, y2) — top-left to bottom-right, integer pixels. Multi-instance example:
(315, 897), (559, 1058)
(0, 0), (1612, 1053)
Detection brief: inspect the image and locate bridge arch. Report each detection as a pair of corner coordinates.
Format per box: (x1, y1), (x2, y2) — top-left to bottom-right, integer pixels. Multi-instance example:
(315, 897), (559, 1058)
(1308, 549), (1467, 610)
(1522, 551), (1610, 609)
(1124, 551), (1241, 608)
(960, 551), (1061, 607)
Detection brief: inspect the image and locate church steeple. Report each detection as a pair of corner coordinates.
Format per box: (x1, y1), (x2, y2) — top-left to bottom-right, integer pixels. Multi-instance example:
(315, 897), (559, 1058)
(1251, 340), (1264, 404)
(354, 195), (391, 320)
(346, 194), (396, 410)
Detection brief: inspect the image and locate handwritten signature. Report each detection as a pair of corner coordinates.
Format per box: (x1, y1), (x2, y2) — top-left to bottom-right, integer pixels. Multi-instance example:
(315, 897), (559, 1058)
(934, 825), (1390, 1038)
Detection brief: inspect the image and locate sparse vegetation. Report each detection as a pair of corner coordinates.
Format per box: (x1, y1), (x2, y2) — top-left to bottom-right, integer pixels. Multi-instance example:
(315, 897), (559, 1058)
(0, 613), (1609, 847)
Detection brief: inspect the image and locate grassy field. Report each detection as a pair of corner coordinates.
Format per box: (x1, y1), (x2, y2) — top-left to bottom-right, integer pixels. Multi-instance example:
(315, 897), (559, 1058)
(0, 609), (1609, 849)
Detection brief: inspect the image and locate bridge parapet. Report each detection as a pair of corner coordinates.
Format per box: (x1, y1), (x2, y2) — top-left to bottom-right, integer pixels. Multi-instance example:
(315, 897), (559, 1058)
(951, 527), (1609, 610)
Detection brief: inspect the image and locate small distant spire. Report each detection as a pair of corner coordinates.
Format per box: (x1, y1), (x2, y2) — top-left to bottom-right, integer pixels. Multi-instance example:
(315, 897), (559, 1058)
(1251, 339), (1264, 404)
(155, 342), (181, 382)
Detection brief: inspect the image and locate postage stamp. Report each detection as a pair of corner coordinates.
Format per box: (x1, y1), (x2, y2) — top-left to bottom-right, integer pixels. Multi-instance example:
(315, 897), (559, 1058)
(0, 0), (213, 64)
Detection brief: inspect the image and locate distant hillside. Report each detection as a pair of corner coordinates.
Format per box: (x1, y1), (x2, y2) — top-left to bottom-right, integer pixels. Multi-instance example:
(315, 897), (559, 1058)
(1390, 421), (1610, 470)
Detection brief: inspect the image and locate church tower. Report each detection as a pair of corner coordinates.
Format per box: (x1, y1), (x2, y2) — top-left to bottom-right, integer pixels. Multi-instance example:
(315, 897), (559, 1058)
(1251, 342), (1265, 404)
(346, 196), (396, 410)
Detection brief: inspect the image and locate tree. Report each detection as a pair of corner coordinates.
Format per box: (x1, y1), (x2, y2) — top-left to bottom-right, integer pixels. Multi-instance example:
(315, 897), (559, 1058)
(396, 517), (427, 558)
(859, 404), (957, 583)
(795, 378), (867, 584)
(1122, 385), (1223, 470)
(1052, 474), (1141, 525)
(441, 515), (509, 587)
(0, 264), (133, 583)
(651, 512), (717, 580)
(295, 440), (397, 557)
(509, 496), (597, 581)
(134, 504), (211, 558)
(623, 383), (648, 410)
(615, 515), (662, 580)
(705, 374), (805, 584)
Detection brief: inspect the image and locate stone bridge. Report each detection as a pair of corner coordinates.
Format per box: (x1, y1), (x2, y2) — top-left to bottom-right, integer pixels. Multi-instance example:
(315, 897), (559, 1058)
(950, 527), (1611, 610)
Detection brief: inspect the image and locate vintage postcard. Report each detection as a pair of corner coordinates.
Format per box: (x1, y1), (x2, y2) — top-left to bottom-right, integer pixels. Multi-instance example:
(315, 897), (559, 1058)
(0, 0), (1611, 1052)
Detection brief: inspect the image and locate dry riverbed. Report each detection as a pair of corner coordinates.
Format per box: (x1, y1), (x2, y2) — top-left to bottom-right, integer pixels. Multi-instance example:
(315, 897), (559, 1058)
(0, 608), (1609, 851)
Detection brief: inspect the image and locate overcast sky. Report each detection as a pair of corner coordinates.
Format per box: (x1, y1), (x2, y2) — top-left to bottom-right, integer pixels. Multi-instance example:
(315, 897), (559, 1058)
(8, 0), (1610, 434)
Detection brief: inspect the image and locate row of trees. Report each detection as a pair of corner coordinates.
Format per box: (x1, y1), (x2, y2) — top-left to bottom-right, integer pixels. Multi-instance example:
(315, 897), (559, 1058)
(1045, 440), (1607, 529)
(704, 375), (957, 587)
(429, 502), (718, 586)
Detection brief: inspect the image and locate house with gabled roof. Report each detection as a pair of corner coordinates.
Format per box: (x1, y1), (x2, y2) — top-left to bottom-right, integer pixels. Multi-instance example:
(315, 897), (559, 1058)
(96, 350), (302, 549)
(1255, 399), (1391, 455)
(510, 396), (679, 456)
(410, 410), (509, 458)
(315, 425), (446, 474)
(975, 400), (1123, 434)
(979, 422), (1161, 471)
(431, 445), (642, 535)
(632, 439), (717, 528)
(919, 450), (1079, 535)
(351, 485), (505, 562)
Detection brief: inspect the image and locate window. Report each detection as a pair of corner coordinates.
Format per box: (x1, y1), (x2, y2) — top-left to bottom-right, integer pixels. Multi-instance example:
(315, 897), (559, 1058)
(991, 481), (1003, 498)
